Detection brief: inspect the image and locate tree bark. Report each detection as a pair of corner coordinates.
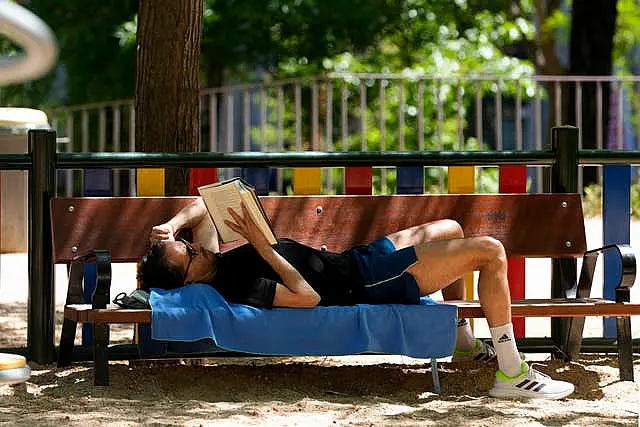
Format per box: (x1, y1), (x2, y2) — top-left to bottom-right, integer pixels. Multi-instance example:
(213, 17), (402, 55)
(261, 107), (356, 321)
(135, 0), (203, 195)
(568, 0), (618, 186)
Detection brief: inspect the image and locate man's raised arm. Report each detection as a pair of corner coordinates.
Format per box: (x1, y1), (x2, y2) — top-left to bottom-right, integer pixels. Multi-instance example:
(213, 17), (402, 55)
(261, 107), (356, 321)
(149, 197), (220, 253)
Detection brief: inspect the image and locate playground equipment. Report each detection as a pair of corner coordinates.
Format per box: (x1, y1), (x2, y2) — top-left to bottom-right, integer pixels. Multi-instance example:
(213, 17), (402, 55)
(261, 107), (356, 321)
(0, 0), (57, 84)
(0, 0), (59, 383)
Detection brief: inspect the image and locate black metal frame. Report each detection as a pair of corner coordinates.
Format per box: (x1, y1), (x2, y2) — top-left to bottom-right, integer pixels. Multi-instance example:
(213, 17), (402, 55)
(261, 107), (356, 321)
(562, 244), (637, 380)
(12, 126), (640, 382)
(57, 250), (111, 385)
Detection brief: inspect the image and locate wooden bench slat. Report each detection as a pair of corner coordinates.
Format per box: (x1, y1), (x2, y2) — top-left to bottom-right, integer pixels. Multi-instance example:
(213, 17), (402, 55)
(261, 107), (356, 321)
(65, 305), (151, 324)
(51, 194), (587, 263)
(450, 299), (640, 318)
(65, 298), (640, 325)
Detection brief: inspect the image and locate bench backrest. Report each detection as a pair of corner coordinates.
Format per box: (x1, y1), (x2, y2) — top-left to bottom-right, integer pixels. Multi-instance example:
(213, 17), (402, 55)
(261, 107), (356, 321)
(50, 193), (587, 264)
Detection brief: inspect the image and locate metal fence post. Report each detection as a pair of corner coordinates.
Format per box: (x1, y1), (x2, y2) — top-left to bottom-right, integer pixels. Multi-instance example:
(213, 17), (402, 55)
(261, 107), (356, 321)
(550, 126), (579, 358)
(28, 129), (56, 364)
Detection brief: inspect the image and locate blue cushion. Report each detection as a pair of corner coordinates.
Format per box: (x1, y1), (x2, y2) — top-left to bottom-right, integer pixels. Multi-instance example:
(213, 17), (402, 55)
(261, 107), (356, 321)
(147, 284), (457, 359)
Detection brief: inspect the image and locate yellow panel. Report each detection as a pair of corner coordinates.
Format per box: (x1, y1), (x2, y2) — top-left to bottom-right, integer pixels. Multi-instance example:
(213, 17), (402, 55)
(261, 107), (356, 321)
(448, 166), (476, 328)
(293, 168), (321, 195)
(448, 166), (475, 193)
(137, 169), (165, 196)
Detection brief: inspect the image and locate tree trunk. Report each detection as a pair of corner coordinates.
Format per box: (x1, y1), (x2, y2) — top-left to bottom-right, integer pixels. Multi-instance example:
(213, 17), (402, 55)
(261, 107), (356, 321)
(568, 0), (618, 187)
(135, 0), (203, 195)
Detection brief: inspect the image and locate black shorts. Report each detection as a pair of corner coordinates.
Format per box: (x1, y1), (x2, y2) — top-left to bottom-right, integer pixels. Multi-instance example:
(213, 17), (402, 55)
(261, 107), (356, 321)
(346, 237), (421, 305)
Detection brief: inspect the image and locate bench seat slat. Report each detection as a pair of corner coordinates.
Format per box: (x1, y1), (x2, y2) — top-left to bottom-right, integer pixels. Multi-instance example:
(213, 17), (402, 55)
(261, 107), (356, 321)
(65, 299), (640, 325)
(449, 299), (640, 318)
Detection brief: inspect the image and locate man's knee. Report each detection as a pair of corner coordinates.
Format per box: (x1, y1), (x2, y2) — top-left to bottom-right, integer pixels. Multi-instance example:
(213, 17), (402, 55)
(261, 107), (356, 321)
(476, 236), (507, 265)
(427, 219), (463, 240)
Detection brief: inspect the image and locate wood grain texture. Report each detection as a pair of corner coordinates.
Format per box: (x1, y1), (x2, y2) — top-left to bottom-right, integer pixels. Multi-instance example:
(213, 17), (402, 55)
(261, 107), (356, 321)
(51, 193), (587, 263)
(51, 197), (199, 263)
(449, 299), (640, 318)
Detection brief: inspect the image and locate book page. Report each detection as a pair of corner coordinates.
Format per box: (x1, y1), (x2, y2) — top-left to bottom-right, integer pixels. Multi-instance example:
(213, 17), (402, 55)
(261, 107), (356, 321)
(198, 179), (277, 244)
(198, 182), (245, 243)
(240, 190), (277, 244)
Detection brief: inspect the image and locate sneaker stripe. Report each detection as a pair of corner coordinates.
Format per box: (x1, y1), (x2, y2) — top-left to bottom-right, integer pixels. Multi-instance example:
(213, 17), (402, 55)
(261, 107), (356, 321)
(533, 383), (546, 392)
(474, 353), (492, 361)
(524, 381), (539, 390)
(516, 379), (530, 388)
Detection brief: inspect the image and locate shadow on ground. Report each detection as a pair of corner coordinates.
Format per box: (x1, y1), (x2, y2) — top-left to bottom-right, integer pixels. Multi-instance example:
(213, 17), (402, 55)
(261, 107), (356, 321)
(0, 358), (627, 426)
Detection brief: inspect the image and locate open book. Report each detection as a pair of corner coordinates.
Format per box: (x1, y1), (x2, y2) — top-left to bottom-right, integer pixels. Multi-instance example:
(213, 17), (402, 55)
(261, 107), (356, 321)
(197, 178), (277, 245)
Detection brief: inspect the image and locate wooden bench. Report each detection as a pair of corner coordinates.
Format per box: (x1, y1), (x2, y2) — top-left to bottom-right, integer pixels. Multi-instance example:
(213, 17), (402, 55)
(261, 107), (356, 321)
(53, 194), (638, 385)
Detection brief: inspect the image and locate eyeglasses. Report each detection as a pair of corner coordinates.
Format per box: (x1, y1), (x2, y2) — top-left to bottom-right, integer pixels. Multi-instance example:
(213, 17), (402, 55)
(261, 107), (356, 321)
(178, 237), (199, 283)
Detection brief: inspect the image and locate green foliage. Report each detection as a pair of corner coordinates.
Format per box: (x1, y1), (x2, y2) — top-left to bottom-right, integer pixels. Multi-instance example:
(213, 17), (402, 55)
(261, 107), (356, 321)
(631, 179), (640, 219)
(3, 0), (640, 125)
(581, 181), (640, 219)
(582, 184), (602, 218)
(200, 0), (403, 85)
(613, 0), (640, 72)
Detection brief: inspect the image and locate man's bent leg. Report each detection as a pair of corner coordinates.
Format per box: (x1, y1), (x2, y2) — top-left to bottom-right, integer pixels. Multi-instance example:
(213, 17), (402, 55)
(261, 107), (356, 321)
(385, 219), (463, 249)
(406, 236), (521, 374)
(406, 235), (511, 326)
(387, 221), (479, 352)
(406, 236), (574, 399)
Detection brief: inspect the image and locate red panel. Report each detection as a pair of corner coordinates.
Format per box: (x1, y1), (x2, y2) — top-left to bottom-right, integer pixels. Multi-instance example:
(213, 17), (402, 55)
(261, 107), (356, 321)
(345, 167), (372, 195)
(499, 165), (527, 338)
(507, 258), (526, 337)
(189, 168), (218, 196)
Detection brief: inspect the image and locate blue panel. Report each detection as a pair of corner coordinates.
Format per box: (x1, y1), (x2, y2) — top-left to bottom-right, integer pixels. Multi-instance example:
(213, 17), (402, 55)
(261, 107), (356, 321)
(81, 266), (96, 345)
(83, 169), (112, 196)
(603, 165), (631, 337)
(243, 168), (270, 195)
(396, 167), (424, 194)
(82, 169), (113, 344)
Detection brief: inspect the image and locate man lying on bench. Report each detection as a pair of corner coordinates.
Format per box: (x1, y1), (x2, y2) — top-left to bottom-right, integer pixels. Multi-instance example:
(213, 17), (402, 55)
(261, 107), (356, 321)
(138, 197), (574, 400)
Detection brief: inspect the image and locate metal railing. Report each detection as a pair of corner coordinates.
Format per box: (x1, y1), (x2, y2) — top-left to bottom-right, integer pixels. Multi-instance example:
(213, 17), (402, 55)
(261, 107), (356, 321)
(48, 74), (640, 195)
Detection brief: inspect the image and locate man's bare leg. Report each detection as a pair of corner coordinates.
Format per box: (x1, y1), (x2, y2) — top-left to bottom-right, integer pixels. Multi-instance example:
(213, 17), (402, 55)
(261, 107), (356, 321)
(385, 219), (466, 300)
(406, 235), (511, 326)
(397, 224), (574, 398)
(385, 220), (475, 350)
(406, 236), (524, 376)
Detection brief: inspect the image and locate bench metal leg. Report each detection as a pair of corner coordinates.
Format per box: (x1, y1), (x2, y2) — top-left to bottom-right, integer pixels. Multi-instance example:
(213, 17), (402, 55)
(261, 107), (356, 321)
(430, 359), (441, 394)
(57, 319), (77, 367)
(58, 260), (85, 367)
(93, 324), (110, 386)
(564, 317), (586, 360)
(616, 316), (634, 381)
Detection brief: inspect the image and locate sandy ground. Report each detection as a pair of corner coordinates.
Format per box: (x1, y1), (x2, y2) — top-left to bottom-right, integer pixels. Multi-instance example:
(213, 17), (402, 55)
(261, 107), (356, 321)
(0, 217), (637, 425)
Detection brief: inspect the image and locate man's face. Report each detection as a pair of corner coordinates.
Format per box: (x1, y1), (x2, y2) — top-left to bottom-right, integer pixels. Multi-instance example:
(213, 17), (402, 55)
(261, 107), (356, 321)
(162, 240), (217, 285)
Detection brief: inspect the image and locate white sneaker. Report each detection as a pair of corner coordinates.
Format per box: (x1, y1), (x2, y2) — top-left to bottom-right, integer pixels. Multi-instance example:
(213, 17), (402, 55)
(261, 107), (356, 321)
(489, 362), (575, 400)
(452, 339), (497, 362)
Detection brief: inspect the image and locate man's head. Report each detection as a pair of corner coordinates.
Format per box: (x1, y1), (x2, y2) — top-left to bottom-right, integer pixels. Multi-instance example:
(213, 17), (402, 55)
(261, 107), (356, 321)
(138, 239), (217, 292)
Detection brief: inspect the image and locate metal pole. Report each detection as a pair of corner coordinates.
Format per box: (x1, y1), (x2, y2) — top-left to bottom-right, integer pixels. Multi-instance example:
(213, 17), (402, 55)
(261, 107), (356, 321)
(28, 129), (56, 364)
(550, 126), (579, 358)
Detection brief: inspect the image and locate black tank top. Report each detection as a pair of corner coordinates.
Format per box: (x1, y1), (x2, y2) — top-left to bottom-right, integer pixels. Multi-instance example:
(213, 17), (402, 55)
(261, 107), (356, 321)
(208, 238), (363, 308)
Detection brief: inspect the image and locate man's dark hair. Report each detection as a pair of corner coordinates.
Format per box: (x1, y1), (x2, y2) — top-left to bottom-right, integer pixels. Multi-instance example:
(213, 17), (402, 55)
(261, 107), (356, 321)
(137, 242), (185, 292)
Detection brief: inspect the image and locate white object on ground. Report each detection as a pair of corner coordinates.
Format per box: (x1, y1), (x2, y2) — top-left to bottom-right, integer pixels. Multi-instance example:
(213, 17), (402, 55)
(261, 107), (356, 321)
(0, 353), (30, 385)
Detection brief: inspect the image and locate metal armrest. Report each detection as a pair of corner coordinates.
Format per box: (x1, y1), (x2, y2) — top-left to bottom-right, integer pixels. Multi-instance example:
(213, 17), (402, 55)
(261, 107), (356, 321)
(576, 244), (636, 303)
(68, 249), (112, 309)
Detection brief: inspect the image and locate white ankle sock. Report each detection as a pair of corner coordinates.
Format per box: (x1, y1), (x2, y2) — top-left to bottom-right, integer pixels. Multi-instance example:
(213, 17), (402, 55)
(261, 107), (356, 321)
(455, 318), (477, 351)
(489, 323), (523, 377)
